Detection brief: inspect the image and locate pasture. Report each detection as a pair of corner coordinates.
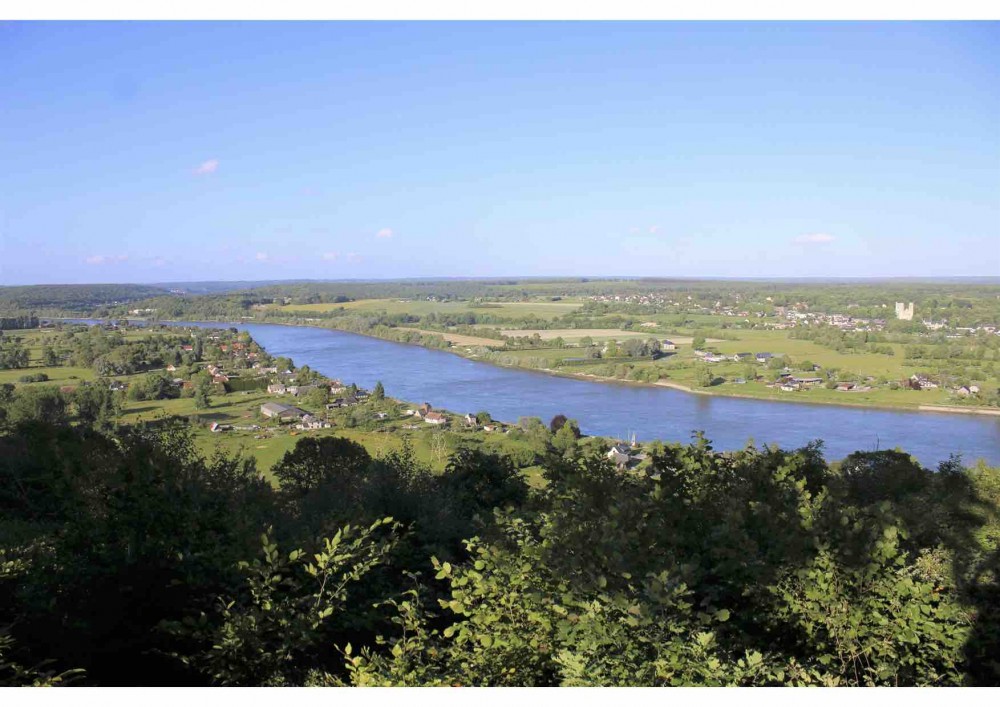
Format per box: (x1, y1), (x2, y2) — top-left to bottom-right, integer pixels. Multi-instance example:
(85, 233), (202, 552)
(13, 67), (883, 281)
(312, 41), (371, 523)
(277, 298), (582, 320)
(395, 327), (505, 347)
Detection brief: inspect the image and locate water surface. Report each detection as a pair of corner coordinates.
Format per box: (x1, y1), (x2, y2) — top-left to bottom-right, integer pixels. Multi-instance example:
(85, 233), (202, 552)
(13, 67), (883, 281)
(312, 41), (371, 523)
(72, 319), (1000, 466)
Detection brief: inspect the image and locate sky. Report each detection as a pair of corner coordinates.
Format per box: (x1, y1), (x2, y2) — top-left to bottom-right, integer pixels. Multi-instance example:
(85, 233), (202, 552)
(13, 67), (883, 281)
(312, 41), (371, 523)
(1, 21), (998, 285)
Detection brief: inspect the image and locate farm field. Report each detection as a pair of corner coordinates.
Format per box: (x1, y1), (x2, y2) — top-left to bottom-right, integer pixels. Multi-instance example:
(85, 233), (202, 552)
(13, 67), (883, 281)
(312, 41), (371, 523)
(277, 298), (582, 320)
(702, 330), (911, 379)
(499, 328), (706, 344)
(395, 327), (505, 347)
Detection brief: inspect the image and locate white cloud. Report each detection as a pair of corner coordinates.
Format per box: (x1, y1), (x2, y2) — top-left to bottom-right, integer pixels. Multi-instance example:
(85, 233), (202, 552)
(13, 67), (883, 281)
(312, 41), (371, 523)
(793, 233), (836, 244)
(649, 225), (660, 234)
(255, 252), (269, 262)
(376, 227), (393, 239)
(194, 159), (219, 175)
(84, 254), (129, 265)
(322, 251), (339, 261)
(346, 252), (362, 263)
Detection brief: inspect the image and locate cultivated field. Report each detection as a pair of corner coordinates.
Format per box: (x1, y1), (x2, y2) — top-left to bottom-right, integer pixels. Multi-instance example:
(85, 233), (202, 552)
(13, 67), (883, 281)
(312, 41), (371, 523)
(395, 327), (505, 347)
(499, 328), (706, 344)
(277, 298), (582, 320)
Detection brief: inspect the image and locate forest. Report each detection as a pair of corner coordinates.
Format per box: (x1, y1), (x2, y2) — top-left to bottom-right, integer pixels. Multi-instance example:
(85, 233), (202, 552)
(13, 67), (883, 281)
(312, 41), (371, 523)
(1, 399), (998, 686)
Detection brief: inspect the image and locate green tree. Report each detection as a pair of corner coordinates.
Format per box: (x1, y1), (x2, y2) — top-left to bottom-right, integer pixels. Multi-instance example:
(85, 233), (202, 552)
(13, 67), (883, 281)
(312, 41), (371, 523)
(372, 381), (385, 401)
(41, 345), (60, 367)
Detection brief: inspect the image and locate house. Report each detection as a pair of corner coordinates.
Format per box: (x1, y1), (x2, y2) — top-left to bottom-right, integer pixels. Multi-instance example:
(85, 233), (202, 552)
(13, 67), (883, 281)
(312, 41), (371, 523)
(109, 380), (127, 391)
(209, 422), (232, 433)
(290, 384), (319, 397)
(970, 385), (981, 395)
(956, 386), (971, 397)
(267, 383), (287, 395)
(792, 377), (823, 386)
(464, 413), (479, 427)
(260, 402), (308, 421)
(911, 375), (939, 390)
(836, 382), (856, 391)
(296, 415), (332, 430)
(419, 403), (433, 414)
(733, 352), (754, 362)
(661, 340), (677, 351)
(606, 443), (640, 469)
(755, 352), (773, 363)
(166, 364), (178, 372)
(327, 396), (359, 408)
(180, 345), (194, 352)
(423, 411), (447, 425)
(780, 384), (798, 392)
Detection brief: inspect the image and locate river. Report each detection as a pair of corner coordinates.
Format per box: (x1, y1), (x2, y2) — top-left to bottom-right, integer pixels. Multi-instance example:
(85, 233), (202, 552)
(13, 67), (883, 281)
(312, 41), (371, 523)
(71, 319), (1000, 466)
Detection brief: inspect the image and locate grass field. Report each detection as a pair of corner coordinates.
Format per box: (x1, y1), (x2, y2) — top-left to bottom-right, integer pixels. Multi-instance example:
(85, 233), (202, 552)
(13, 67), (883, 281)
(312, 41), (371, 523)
(395, 327), (505, 347)
(1, 327), (544, 483)
(498, 328), (707, 344)
(277, 298), (582, 320)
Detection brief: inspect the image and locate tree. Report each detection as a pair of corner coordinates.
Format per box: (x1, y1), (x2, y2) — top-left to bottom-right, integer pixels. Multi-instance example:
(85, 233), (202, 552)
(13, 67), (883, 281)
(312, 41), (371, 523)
(0, 339), (29, 369)
(272, 436), (372, 497)
(692, 334), (706, 350)
(42, 345), (60, 367)
(372, 381), (385, 401)
(305, 386), (329, 410)
(74, 381), (121, 431)
(550, 414), (569, 433)
(4, 386), (68, 425)
(696, 365), (714, 387)
(552, 419), (581, 456)
(193, 374), (213, 409)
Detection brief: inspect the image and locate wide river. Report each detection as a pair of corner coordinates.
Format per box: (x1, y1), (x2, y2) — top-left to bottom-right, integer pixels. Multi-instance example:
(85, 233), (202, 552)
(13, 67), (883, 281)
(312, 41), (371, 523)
(76, 320), (1000, 466)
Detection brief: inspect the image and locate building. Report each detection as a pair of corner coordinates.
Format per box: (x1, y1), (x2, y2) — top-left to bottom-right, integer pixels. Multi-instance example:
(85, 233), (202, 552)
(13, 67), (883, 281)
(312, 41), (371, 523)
(260, 402), (308, 421)
(267, 383), (287, 394)
(424, 411), (447, 425)
(661, 340), (677, 351)
(895, 302), (915, 321)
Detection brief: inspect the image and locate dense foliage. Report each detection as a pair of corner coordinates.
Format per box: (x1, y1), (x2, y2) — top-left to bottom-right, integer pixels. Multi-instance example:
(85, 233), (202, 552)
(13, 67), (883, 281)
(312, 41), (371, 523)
(1, 395), (998, 686)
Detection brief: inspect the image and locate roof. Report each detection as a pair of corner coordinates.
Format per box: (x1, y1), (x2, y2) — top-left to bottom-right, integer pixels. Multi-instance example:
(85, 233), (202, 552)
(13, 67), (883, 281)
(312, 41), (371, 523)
(261, 402), (290, 415)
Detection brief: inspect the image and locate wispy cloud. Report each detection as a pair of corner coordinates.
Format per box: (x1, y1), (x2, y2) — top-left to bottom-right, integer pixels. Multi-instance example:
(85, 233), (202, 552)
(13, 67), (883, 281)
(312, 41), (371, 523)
(84, 254), (129, 265)
(793, 233), (836, 245)
(255, 252), (269, 262)
(346, 252), (362, 263)
(194, 159), (219, 175)
(322, 251), (339, 261)
(376, 227), (393, 239)
(649, 225), (660, 234)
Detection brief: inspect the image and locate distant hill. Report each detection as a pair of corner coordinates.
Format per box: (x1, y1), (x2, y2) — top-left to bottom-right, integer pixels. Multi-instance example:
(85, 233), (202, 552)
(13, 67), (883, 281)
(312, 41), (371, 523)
(0, 283), (171, 312)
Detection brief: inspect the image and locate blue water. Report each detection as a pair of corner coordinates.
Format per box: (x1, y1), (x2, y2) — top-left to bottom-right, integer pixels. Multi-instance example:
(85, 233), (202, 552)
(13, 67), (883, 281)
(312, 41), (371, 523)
(69, 320), (1000, 466)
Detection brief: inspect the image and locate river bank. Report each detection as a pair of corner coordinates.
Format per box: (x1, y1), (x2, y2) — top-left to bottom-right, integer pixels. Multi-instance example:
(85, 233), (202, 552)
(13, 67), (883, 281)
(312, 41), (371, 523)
(64, 315), (1000, 418)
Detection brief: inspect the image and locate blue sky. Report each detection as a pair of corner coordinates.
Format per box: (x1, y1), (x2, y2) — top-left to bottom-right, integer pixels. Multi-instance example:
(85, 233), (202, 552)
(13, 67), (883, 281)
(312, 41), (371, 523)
(1, 21), (998, 284)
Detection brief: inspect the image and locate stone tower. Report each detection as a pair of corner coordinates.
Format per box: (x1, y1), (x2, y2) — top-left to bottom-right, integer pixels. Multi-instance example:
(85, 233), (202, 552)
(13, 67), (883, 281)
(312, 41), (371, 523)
(894, 302), (914, 321)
